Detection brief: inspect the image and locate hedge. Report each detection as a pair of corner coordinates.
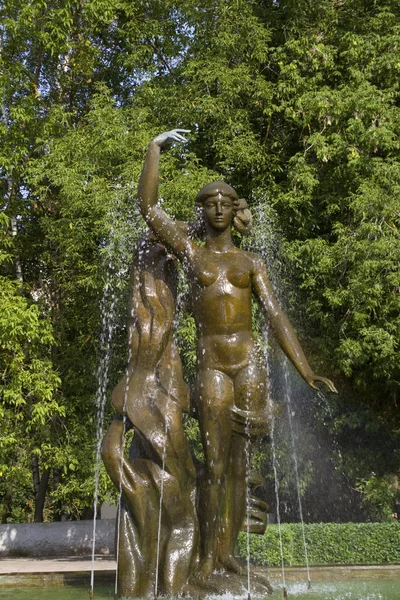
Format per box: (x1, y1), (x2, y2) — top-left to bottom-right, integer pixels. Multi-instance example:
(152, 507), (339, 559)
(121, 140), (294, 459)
(237, 522), (400, 567)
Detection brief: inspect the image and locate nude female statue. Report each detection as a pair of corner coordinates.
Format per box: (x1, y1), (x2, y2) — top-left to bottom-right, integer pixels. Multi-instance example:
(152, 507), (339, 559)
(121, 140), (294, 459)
(137, 129), (337, 581)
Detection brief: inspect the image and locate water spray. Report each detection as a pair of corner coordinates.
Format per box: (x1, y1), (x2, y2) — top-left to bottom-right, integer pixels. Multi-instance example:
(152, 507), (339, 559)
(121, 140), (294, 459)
(90, 275), (117, 600)
(283, 360), (312, 588)
(154, 376), (171, 599)
(245, 391), (252, 600)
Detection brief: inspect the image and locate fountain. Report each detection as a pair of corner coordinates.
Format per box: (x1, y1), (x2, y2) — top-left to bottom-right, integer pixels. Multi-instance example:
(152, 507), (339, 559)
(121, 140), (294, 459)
(100, 129), (337, 598)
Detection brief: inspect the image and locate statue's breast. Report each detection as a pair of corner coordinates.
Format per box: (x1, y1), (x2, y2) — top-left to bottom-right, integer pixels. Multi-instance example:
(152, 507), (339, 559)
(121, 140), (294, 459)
(192, 251), (252, 290)
(195, 263), (219, 287)
(226, 267), (250, 289)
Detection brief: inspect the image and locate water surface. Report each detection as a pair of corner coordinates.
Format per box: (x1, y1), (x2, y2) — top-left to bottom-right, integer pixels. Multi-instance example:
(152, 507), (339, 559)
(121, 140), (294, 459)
(1, 579), (399, 599)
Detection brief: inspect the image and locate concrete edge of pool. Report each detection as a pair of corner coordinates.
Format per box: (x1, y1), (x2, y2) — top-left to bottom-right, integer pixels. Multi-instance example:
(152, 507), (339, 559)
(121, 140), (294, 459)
(1, 558), (400, 589)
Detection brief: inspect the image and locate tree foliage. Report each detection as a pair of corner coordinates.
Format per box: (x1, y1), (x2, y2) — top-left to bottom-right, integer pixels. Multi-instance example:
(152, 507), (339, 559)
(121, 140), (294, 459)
(1, 0), (399, 522)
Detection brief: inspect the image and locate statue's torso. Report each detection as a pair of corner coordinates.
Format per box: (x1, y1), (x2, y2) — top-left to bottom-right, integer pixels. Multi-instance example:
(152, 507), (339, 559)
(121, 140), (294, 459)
(191, 246), (254, 332)
(189, 246), (260, 372)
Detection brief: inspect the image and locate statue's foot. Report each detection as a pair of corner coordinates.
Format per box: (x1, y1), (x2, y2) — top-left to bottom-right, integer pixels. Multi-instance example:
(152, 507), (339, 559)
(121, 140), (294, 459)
(218, 554), (246, 575)
(186, 559), (273, 597)
(190, 557), (215, 584)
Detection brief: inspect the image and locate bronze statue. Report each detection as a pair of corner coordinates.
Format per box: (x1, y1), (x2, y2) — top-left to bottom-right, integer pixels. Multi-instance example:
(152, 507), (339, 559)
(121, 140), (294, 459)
(102, 129), (337, 598)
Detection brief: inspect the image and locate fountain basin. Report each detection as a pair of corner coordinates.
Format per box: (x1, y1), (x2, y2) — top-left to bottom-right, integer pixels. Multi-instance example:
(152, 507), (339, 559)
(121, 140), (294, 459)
(1, 560), (399, 599)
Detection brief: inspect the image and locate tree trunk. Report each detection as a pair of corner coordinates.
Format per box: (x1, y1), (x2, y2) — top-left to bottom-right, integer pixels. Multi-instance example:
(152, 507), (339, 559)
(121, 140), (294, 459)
(1, 488), (12, 524)
(52, 468), (67, 521)
(10, 216), (23, 283)
(32, 455), (40, 497)
(34, 468), (50, 522)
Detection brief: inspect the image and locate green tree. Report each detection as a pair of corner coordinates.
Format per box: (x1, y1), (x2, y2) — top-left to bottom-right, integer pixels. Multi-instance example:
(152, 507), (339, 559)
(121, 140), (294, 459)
(0, 213), (62, 522)
(1, 0), (399, 523)
(265, 0), (400, 497)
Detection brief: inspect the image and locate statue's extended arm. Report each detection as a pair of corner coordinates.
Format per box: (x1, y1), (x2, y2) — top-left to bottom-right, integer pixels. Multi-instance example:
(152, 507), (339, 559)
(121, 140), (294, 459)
(137, 129), (193, 259)
(253, 258), (337, 393)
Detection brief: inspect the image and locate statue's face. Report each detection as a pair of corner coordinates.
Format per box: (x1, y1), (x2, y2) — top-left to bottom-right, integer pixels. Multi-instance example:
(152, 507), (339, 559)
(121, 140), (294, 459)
(203, 194), (234, 231)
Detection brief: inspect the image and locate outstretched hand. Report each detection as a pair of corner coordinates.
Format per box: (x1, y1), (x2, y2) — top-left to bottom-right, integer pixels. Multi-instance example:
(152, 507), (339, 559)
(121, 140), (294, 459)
(304, 374), (338, 393)
(153, 128), (190, 149)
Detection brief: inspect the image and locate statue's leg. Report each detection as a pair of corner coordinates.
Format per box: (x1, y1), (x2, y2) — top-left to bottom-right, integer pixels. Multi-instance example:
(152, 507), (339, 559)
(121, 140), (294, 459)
(194, 368), (234, 580)
(217, 432), (247, 574)
(217, 361), (267, 573)
(234, 361), (267, 413)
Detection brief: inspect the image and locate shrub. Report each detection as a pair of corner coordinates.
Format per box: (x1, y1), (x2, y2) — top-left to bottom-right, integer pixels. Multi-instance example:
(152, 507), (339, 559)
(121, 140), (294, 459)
(237, 522), (400, 567)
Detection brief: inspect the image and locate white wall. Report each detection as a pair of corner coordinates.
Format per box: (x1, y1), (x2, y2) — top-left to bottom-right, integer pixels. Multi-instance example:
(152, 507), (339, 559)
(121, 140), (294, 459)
(0, 520), (115, 557)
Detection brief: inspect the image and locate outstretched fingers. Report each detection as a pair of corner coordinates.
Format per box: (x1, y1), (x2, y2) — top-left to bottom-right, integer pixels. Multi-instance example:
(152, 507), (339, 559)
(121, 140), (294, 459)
(313, 375), (338, 394)
(325, 378), (338, 393)
(172, 128), (191, 140)
(153, 128), (191, 147)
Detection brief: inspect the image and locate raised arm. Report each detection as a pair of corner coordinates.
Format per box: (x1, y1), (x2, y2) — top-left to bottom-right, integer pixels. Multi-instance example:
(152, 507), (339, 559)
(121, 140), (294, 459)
(252, 257), (337, 393)
(137, 129), (194, 260)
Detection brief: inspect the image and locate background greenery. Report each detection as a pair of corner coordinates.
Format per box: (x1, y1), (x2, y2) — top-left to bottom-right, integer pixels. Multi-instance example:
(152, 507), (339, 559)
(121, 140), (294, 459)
(238, 522), (400, 566)
(1, 0), (399, 523)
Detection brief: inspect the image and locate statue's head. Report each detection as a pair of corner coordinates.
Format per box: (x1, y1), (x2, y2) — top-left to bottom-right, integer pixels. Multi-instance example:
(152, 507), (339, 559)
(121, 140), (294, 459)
(195, 181), (252, 235)
(195, 181), (239, 210)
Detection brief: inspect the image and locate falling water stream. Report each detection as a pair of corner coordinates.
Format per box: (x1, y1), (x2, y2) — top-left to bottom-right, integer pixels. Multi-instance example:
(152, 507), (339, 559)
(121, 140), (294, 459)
(249, 202), (291, 597)
(113, 414), (127, 600)
(316, 389), (343, 468)
(262, 325), (287, 598)
(90, 277), (117, 600)
(154, 402), (170, 600)
(244, 392), (252, 600)
(283, 360), (311, 589)
(270, 402), (287, 598)
(154, 266), (188, 599)
(114, 320), (134, 600)
(251, 201), (315, 596)
(89, 196), (143, 599)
